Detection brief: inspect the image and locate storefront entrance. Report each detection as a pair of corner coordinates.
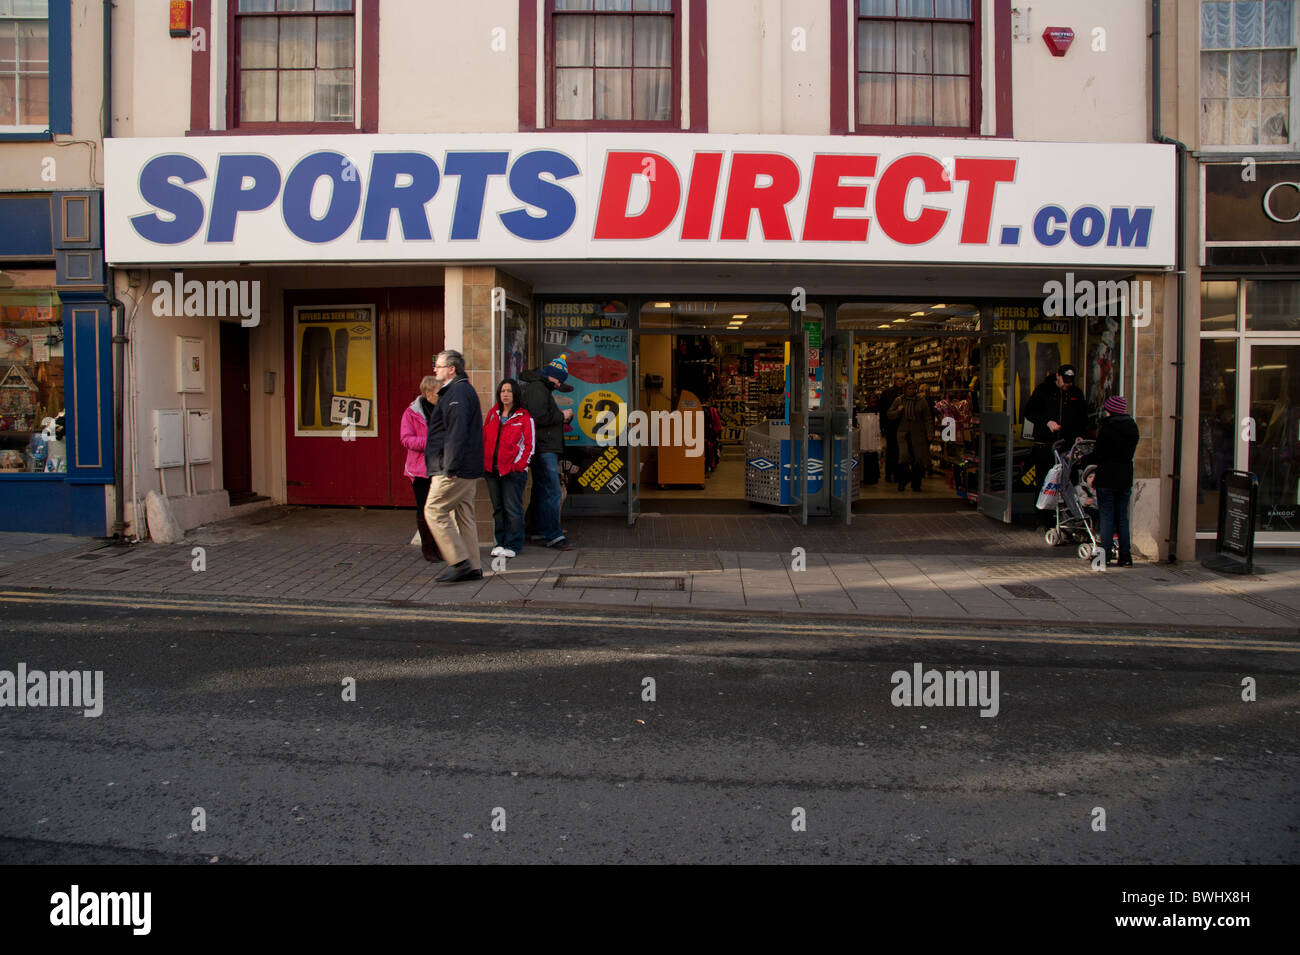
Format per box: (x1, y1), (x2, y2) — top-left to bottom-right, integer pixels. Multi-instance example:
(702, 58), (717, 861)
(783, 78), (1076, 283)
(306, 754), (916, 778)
(283, 287), (444, 507)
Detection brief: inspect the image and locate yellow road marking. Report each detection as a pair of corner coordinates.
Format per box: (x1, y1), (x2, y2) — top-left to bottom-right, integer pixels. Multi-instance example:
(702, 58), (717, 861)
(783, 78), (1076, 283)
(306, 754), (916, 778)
(1, 589), (1295, 654)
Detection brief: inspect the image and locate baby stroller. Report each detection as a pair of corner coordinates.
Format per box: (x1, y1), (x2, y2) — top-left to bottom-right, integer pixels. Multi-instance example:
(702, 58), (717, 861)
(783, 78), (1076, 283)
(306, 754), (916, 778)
(1039, 438), (1102, 560)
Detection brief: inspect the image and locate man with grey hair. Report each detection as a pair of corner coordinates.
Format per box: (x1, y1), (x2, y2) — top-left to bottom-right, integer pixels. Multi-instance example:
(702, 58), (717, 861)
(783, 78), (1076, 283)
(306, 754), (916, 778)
(424, 349), (484, 583)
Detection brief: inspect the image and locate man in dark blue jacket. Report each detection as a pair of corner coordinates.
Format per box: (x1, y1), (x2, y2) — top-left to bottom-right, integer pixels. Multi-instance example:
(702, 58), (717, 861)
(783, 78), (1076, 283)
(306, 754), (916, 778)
(424, 349), (485, 583)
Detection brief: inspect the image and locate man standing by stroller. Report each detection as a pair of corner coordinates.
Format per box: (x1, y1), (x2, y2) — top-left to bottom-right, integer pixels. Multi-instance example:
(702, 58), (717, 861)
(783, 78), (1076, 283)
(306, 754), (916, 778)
(1082, 395), (1140, 566)
(1025, 364), (1087, 524)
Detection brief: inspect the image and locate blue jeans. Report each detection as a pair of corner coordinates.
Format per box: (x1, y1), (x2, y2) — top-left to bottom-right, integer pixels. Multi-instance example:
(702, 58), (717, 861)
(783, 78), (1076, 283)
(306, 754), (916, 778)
(484, 470), (527, 552)
(1097, 486), (1132, 562)
(527, 452), (564, 543)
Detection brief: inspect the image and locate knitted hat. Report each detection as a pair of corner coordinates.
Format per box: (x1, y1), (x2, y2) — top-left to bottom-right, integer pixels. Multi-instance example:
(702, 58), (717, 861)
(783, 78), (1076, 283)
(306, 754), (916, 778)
(542, 353), (569, 384)
(1104, 395), (1128, 415)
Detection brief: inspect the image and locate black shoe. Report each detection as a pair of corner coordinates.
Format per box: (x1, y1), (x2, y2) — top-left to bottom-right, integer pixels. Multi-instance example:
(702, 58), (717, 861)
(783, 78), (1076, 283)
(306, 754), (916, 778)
(1116, 555), (1133, 567)
(546, 537), (573, 551)
(435, 560), (482, 583)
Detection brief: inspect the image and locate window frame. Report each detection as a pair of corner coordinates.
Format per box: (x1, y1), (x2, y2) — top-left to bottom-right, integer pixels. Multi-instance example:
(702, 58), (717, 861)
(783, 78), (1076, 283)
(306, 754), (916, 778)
(0, 0), (68, 143)
(1197, 0), (1299, 152)
(542, 0), (684, 132)
(851, 0), (983, 137)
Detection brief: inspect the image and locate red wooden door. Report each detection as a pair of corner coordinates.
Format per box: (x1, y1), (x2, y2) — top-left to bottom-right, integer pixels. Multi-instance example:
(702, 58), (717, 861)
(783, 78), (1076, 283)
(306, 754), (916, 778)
(284, 287), (443, 506)
(384, 287), (445, 505)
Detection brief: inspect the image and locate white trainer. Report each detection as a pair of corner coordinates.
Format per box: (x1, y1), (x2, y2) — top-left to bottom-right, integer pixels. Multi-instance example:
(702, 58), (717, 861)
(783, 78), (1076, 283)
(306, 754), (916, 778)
(490, 546), (504, 557)
(499, 548), (517, 558)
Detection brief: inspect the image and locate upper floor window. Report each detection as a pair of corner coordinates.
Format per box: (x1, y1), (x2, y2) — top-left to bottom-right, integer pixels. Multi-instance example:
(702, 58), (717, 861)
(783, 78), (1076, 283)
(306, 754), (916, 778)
(856, 0), (976, 132)
(234, 0), (354, 127)
(1201, 0), (1295, 146)
(547, 0), (678, 128)
(0, 0), (48, 129)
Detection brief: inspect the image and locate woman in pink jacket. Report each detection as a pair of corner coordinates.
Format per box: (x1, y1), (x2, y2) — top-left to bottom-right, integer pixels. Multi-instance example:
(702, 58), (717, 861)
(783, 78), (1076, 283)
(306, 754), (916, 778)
(400, 375), (441, 561)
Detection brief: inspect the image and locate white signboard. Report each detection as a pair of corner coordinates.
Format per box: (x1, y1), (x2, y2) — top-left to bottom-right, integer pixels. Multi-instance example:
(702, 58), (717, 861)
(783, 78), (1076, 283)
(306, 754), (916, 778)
(104, 133), (1175, 267)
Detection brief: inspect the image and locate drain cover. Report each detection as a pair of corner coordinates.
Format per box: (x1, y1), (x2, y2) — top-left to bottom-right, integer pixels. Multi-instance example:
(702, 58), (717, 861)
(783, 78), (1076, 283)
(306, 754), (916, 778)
(574, 550), (721, 572)
(1001, 583), (1054, 600)
(556, 574), (685, 591)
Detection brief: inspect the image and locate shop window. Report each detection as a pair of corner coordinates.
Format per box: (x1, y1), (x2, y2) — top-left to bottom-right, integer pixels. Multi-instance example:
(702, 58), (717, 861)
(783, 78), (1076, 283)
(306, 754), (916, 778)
(1197, 338), (1238, 531)
(1248, 342), (1300, 532)
(1244, 278), (1300, 330)
(1200, 0), (1295, 146)
(545, 0), (680, 129)
(1201, 279), (1239, 331)
(639, 300), (791, 332)
(0, 0), (69, 139)
(855, 0), (978, 133)
(232, 0), (355, 127)
(0, 295), (63, 473)
(836, 301), (979, 333)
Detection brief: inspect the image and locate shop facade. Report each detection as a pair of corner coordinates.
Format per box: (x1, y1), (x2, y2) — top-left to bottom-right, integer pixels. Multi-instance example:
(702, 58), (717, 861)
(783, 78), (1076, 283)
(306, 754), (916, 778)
(0, 190), (113, 535)
(104, 132), (1176, 550)
(1198, 160), (1300, 547)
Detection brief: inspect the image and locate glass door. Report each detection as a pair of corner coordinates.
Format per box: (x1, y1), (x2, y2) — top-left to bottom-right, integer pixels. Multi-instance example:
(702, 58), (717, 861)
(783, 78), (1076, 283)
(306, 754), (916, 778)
(788, 329), (809, 525)
(1245, 341), (1300, 541)
(978, 332), (1016, 523)
(825, 331), (855, 525)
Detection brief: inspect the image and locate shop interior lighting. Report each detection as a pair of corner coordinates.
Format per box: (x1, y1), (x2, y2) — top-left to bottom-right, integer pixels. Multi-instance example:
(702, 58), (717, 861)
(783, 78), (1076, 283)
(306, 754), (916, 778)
(653, 302), (672, 308)
(930, 303), (947, 309)
(910, 312), (926, 317)
(732, 314), (748, 320)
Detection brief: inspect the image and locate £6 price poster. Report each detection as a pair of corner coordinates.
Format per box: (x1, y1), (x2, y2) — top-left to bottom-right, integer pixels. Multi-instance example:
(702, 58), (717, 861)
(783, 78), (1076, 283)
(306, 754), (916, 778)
(293, 305), (379, 438)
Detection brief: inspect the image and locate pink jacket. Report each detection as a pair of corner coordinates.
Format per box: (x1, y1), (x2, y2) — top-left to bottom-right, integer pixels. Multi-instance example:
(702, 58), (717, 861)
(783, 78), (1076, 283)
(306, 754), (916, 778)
(400, 396), (431, 478)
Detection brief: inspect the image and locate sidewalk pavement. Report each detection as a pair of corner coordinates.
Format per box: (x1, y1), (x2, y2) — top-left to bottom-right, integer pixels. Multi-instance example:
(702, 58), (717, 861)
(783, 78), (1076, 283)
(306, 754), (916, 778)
(2, 507), (1297, 634)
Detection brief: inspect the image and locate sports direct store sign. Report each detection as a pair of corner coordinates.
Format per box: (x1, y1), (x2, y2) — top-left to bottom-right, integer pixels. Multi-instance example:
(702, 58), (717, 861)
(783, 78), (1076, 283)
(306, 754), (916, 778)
(104, 134), (1175, 267)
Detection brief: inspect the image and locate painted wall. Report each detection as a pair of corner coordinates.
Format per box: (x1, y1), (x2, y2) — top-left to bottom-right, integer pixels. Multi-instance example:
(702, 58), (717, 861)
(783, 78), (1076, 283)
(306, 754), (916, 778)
(0, 0), (106, 190)
(1011, 0), (1150, 143)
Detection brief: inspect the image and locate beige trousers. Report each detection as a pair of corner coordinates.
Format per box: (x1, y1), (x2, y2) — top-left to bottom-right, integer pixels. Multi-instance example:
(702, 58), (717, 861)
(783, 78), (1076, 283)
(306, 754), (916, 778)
(423, 475), (480, 569)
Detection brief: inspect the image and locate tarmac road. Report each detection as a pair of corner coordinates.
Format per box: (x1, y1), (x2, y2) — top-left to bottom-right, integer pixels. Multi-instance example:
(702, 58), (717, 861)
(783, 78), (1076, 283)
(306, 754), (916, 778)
(0, 591), (1297, 865)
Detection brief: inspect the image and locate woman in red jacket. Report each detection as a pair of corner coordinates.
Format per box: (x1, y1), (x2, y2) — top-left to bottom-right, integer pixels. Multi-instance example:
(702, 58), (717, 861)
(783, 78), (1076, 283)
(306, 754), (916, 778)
(400, 375), (441, 561)
(482, 378), (535, 558)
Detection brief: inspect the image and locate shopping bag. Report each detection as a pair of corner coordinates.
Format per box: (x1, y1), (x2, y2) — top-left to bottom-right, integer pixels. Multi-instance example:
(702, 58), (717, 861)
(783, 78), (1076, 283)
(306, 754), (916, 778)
(1035, 463), (1063, 510)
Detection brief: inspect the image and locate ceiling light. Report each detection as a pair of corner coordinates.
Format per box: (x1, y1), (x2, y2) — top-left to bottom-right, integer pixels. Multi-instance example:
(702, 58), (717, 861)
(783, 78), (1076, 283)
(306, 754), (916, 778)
(892, 318), (907, 323)
(910, 312), (926, 317)
(930, 303), (947, 309)
(877, 324), (892, 329)
(732, 314), (748, 320)
(653, 302), (671, 308)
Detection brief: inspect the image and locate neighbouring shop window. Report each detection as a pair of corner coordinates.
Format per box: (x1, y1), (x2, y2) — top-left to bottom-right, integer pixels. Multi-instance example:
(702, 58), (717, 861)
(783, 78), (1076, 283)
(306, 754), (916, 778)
(234, 0), (355, 126)
(292, 304), (377, 438)
(1200, 0), (1294, 146)
(1085, 312), (1123, 418)
(1201, 279), (1239, 331)
(0, 296), (63, 472)
(1248, 342), (1300, 532)
(1198, 338), (1238, 532)
(0, 0), (48, 129)
(549, 0), (676, 126)
(542, 301), (630, 495)
(1244, 279), (1300, 330)
(856, 0), (976, 131)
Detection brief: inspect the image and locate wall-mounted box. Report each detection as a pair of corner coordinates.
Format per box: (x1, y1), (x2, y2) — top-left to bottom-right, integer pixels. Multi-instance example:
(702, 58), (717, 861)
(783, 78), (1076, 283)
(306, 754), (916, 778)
(186, 409), (212, 464)
(153, 410), (183, 467)
(177, 336), (204, 393)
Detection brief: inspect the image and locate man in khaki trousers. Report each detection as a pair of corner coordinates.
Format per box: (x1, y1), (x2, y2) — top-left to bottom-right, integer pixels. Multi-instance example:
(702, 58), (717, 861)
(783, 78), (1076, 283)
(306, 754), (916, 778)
(423, 350), (484, 583)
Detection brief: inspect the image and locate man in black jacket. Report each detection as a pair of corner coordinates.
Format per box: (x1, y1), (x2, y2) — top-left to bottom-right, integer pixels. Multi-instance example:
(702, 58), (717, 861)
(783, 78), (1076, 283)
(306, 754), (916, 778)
(1024, 363), (1087, 523)
(424, 349), (484, 582)
(1082, 395), (1140, 566)
(519, 354), (574, 550)
(877, 371), (906, 484)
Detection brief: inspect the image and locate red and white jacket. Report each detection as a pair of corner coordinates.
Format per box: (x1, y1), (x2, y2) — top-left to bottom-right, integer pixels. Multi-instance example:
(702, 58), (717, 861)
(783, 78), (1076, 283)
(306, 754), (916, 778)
(482, 405), (535, 476)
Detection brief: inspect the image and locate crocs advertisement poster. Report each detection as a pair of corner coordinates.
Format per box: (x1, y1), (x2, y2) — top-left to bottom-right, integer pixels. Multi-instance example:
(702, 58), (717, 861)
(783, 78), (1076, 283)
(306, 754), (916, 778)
(542, 301), (629, 496)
